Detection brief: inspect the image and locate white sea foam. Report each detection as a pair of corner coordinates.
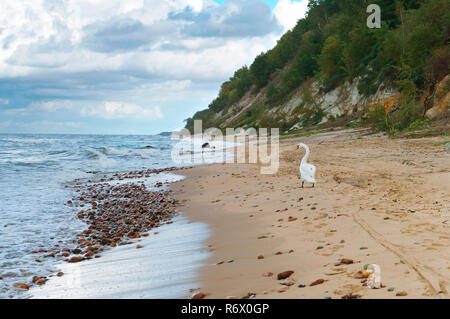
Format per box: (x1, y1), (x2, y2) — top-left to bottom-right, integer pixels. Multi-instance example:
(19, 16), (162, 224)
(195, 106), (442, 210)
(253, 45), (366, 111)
(98, 172), (185, 190)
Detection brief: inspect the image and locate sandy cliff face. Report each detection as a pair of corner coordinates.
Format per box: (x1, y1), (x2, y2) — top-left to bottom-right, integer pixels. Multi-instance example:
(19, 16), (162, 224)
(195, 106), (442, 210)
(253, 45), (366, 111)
(425, 75), (450, 120)
(214, 79), (399, 130)
(210, 72), (449, 132)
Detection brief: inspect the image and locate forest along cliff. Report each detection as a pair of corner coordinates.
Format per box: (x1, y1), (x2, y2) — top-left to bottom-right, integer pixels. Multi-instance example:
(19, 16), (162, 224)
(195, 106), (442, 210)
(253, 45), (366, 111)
(185, 0), (449, 134)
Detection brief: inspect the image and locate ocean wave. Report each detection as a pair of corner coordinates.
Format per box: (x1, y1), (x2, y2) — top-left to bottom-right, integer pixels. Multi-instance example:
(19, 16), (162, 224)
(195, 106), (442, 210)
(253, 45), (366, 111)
(47, 150), (71, 156)
(0, 137), (60, 144)
(132, 149), (152, 159)
(0, 149), (25, 155)
(84, 148), (102, 160)
(83, 148), (117, 169)
(6, 156), (53, 166)
(98, 146), (128, 156)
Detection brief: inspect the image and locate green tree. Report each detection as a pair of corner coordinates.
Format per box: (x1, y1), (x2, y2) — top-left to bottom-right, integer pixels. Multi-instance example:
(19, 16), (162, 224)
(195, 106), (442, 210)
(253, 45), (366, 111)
(250, 53), (273, 89)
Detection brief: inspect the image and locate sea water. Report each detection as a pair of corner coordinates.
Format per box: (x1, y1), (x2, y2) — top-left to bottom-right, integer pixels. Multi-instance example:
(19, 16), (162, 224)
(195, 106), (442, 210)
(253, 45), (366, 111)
(0, 133), (234, 298)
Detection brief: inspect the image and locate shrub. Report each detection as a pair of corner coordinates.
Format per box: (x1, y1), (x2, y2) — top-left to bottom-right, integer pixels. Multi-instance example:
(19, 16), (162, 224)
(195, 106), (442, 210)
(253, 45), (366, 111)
(367, 104), (394, 133)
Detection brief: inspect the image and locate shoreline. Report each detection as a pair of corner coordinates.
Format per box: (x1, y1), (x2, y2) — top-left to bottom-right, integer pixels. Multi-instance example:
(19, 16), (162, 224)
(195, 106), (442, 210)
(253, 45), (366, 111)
(29, 212), (210, 298)
(171, 130), (450, 299)
(9, 129), (449, 299)
(15, 137), (235, 299)
(24, 168), (209, 299)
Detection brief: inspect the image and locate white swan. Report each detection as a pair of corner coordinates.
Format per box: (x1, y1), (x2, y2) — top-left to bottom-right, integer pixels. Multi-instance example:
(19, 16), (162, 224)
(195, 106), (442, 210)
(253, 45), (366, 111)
(297, 143), (316, 188)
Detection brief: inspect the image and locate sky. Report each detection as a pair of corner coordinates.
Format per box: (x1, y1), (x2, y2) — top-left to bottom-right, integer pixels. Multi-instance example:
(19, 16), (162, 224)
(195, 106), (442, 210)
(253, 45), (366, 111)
(0, 0), (308, 135)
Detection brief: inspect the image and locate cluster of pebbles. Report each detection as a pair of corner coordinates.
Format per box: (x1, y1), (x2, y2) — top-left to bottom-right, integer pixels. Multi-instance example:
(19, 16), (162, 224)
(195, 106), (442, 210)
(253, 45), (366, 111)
(5, 166), (189, 294)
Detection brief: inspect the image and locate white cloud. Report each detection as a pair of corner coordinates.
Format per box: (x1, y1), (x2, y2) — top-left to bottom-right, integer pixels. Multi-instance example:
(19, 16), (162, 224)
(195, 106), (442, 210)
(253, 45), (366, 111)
(1, 0), (283, 77)
(273, 0), (308, 31)
(81, 101), (163, 120)
(3, 100), (79, 116)
(0, 120), (83, 128)
(30, 100), (74, 112)
(0, 0), (301, 133)
(5, 99), (164, 121)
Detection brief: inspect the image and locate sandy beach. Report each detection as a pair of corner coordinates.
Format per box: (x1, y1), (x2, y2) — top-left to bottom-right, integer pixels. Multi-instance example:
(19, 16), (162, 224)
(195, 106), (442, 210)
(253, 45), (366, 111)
(172, 128), (450, 299)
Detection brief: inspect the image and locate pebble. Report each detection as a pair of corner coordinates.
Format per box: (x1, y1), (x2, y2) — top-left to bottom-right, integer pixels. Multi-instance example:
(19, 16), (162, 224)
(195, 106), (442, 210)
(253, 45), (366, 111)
(310, 279), (325, 286)
(32, 276), (41, 283)
(277, 271), (294, 280)
(280, 279), (295, 286)
(297, 283), (305, 288)
(354, 271), (365, 279)
(26, 167), (182, 284)
(35, 279), (46, 285)
(316, 246), (323, 250)
(68, 256), (83, 263)
(13, 283), (29, 290)
(396, 291), (408, 296)
(387, 287), (395, 292)
(257, 255), (264, 259)
(342, 293), (361, 299)
(191, 292), (206, 299)
(340, 258), (354, 264)
(360, 247), (368, 250)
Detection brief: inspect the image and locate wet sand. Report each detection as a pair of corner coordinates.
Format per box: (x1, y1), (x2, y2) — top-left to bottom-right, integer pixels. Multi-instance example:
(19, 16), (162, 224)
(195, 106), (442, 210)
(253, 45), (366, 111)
(172, 128), (450, 299)
(30, 213), (210, 298)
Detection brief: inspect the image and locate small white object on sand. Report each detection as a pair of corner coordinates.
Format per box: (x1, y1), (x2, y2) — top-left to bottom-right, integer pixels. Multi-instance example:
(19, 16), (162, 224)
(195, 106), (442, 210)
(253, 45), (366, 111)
(365, 264), (382, 289)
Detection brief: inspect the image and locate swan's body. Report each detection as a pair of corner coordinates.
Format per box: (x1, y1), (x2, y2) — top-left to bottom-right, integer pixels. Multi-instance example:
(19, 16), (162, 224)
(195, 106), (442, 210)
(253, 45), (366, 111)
(297, 143), (316, 187)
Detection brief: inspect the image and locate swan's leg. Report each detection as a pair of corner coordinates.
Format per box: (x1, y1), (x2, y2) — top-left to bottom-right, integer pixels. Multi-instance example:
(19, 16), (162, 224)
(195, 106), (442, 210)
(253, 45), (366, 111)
(312, 183), (315, 188)
(301, 181), (304, 188)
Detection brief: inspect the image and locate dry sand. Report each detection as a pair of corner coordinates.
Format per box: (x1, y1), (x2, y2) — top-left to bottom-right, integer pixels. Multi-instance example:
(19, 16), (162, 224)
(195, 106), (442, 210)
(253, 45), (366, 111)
(172, 128), (450, 299)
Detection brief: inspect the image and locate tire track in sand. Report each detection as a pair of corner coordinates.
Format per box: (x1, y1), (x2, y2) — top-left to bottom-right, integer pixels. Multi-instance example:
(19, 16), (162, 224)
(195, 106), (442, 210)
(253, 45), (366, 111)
(352, 210), (447, 297)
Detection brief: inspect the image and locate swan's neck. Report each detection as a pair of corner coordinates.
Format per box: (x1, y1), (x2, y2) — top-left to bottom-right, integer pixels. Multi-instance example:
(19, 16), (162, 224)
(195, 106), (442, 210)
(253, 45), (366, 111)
(300, 144), (309, 165)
